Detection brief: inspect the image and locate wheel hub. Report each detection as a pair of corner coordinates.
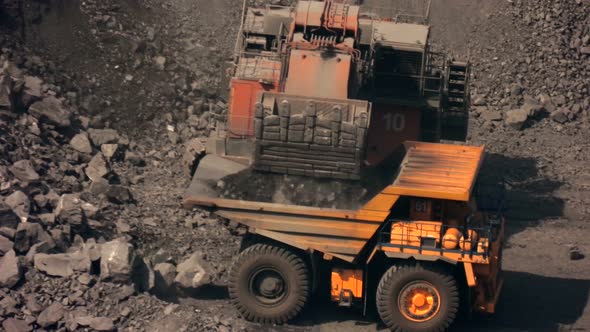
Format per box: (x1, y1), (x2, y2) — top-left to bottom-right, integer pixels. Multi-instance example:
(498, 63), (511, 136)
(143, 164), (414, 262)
(249, 267), (288, 306)
(259, 276), (284, 297)
(398, 281), (441, 322)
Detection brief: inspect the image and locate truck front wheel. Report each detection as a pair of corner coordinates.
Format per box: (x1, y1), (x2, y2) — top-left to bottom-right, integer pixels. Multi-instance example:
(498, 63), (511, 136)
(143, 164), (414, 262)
(228, 244), (310, 324)
(376, 264), (459, 332)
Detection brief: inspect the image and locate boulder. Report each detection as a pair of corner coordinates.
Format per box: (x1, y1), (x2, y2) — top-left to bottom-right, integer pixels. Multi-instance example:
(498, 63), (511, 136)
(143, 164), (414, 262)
(37, 302), (65, 328)
(55, 194), (86, 227)
(4, 190), (30, 221)
(551, 108), (569, 124)
(154, 262), (177, 294)
(89, 177), (111, 196)
(85, 152), (110, 182)
(2, 318), (33, 332)
(24, 241), (54, 264)
(0, 71), (12, 111)
(0, 250), (22, 288)
(21, 75), (43, 107)
(106, 185), (133, 204)
(0, 234), (13, 255)
(70, 132), (93, 154)
(34, 251), (91, 277)
(88, 128), (119, 146)
(101, 143), (120, 160)
(0, 201), (20, 228)
(75, 316), (115, 331)
(9, 160), (39, 182)
(29, 96), (72, 127)
(100, 238), (137, 283)
(14, 222), (53, 254)
(183, 138), (205, 175)
(505, 109), (529, 130)
(89, 317), (115, 331)
(174, 251), (212, 289)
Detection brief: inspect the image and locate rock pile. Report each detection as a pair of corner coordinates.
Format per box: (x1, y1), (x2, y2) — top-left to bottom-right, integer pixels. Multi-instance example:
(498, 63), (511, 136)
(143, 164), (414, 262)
(470, 0), (590, 131)
(0, 56), (214, 330)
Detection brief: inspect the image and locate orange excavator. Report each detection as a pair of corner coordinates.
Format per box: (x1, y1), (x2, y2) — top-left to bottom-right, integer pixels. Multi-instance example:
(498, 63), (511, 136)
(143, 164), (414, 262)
(184, 1), (504, 331)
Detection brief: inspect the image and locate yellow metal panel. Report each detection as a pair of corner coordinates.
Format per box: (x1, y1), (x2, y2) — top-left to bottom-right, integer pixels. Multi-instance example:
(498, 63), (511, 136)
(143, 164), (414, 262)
(215, 210), (380, 239)
(387, 141), (485, 202)
(464, 262), (476, 287)
(360, 193), (400, 212)
(184, 196), (390, 222)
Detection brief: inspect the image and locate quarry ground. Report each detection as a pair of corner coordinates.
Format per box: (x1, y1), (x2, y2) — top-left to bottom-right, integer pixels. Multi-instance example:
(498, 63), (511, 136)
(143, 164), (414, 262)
(0, 0), (589, 331)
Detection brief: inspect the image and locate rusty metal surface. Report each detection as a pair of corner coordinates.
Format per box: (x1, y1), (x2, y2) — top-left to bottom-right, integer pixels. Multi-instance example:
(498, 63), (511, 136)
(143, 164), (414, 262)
(386, 141), (485, 201)
(284, 50), (352, 100)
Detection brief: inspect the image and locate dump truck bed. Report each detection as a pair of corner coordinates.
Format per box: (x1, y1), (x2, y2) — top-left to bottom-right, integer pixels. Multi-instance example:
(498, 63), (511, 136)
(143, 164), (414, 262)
(183, 141), (485, 262)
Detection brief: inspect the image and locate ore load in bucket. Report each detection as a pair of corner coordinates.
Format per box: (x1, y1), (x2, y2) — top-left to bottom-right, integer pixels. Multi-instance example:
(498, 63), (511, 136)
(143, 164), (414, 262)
(186, 154), (395, 210)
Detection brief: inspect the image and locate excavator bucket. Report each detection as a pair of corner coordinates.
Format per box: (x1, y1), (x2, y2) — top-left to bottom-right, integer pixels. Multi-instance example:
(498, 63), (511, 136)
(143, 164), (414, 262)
(252, 91), (372, 180)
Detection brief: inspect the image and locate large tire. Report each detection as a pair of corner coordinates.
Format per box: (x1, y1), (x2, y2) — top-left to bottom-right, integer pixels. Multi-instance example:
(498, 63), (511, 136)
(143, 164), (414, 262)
(376, 264), (459, 332)
(228, 244), (310, 324)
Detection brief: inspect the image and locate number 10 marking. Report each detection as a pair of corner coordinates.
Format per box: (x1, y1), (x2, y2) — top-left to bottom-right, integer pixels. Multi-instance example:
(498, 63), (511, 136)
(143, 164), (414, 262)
(384, 113), (406, 132)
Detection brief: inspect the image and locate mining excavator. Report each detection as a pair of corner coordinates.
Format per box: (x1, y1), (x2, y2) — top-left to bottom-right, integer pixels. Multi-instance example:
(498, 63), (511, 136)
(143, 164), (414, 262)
(183, 1), (504, 331)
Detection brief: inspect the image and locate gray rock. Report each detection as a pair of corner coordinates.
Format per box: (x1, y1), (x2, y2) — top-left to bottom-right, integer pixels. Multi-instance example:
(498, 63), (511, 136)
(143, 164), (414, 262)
(83, 238), (102, 262)
(481, 109), (503, 122)
(551, 109), (569, 124)
(70, 132), (93, 154)
(2, 318), (33, 332)
(89, 177), (111, 196)
(89, 317), (115, 331)
(505, 109), (529, 130)
(106, 185), (133, 204)
(0, 71), (12, 111)
(152, 248), (174, 265)
(0, 201), (20, 228)
(100, 238), (137, 282)
(101, 144), (119, 160)
(25, 295), (43, 314)
(174, 251), (212, 289)
(0, 234), (13, 255)
(473, 96), (488, 106)
(38, 213), (56, 225)
(521, 99), (545, 117)
(24, 241), (54, 264)
(88, 128), (119, 146)
(0, 227), (16, 240)
(21, 76), (43, 107)
(55, 194), (85, 227)
(9, 160), (39, 182)
(154, 262), (177, 294)
(183, 138), (205, 175)
(29, 96), (72, 127)
(125, 150), (146, 167)
(0, 250), (21, 288)
(154, 56), (166, 70)
(34, 252), (91, 277)
(85, 152), (110, 182)
(14, 222), (53, 254)
(4, 190), (30, 221)
(37, 302), (65, 328)
(581, 46), (590, 55)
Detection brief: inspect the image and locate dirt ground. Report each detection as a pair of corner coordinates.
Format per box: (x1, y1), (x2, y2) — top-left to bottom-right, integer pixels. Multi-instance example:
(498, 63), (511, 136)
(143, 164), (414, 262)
(0, 0), (589, 331)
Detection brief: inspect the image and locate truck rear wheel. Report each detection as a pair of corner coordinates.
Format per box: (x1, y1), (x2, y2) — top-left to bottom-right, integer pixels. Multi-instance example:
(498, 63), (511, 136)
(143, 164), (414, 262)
(228, 244), (310, 324)
(376, 264), (459, 332)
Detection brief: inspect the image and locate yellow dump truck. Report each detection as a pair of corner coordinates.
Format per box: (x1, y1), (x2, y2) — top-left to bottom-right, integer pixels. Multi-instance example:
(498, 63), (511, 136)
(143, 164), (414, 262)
(183, 141), (504, 332)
